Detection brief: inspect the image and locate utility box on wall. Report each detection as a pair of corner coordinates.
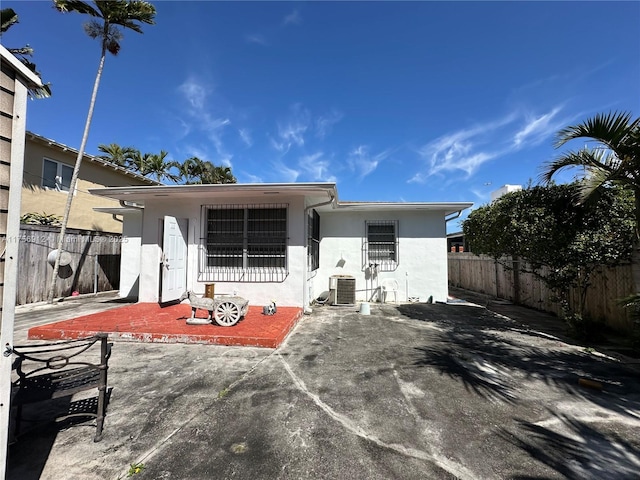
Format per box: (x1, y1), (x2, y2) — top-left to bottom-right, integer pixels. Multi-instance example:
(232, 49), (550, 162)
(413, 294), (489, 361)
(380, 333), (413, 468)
(329, 275), (356, 305)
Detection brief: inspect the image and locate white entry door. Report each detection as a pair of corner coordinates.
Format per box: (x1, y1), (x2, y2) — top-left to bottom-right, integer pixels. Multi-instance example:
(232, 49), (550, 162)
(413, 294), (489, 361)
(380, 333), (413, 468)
(161, 216), (188, 303)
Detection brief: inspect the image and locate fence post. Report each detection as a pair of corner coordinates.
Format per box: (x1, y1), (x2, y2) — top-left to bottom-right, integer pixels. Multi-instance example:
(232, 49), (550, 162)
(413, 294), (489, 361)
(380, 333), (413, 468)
(512, 256), (520, 304)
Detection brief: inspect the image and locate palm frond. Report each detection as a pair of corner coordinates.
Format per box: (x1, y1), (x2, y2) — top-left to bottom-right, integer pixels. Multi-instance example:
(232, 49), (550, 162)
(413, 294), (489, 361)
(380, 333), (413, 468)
(554, 111), (633, 151)
(540, 148), (615, 184)
(1, 8), (18, 33)
(54, 0), (101, 17)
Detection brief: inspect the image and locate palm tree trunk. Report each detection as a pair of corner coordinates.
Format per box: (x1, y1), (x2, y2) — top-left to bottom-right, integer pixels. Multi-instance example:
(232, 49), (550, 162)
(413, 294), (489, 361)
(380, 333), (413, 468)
(46, 48), (106, 303)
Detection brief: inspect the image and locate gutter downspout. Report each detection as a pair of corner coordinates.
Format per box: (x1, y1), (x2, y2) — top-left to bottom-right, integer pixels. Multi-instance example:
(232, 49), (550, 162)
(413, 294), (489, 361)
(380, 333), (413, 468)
(303, 193), (336, 313)
(445, 209), (463, 224)
(119, 200), (144, 210)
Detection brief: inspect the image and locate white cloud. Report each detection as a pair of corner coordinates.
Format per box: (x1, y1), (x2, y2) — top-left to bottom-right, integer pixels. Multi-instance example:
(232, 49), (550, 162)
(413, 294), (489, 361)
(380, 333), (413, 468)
(278, 122), (307, 147)
(238, 128), (253, 147)
(411, 112), (524, 182)
(283, 10), (302, 26)
(271, 160), (300, 183)
(272, 103), (311, 153)
(513, 107), (563, 148)
(298, 152), (337, 182)
(348, 145), (389, 178)
(176, 76), (232, 165)
(243, 172), (263, 183)
(245, 33), (268, 45)
(315, 110), (343, 139)
(178, 77), (210, 110)
(269, 136), (289, 154)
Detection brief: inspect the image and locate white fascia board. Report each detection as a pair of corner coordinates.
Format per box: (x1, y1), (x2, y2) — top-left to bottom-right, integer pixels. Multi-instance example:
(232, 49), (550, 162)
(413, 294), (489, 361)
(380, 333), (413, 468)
(93, 207), (143, 215)
(89, 182), (338, 203)
(334, 202), (473, 216)
(0, 45), (43, 87)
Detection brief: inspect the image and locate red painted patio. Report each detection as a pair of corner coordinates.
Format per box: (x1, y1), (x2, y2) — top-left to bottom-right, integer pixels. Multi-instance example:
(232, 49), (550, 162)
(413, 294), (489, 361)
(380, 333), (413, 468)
(28, 303), (304, 348)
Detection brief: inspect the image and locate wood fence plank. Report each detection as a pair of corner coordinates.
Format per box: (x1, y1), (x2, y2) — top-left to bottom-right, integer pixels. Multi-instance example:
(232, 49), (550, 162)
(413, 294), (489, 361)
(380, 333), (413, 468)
(448, 253), (633, 335)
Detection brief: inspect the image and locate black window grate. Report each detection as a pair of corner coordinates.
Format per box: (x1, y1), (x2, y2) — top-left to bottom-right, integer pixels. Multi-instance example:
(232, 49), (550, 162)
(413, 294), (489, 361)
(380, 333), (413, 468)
(199, 204), (288, 282)
(364, 220), (398, 271)
(307, 209), (320, 272)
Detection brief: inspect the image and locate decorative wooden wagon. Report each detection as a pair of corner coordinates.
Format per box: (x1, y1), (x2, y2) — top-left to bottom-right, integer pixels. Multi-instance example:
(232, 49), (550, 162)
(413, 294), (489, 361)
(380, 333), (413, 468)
(180, 291), (249, 327)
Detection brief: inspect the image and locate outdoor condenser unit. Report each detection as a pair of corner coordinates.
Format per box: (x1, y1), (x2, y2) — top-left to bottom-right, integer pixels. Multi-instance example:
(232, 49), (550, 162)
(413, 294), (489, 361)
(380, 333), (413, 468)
(329, 275), (356, 306)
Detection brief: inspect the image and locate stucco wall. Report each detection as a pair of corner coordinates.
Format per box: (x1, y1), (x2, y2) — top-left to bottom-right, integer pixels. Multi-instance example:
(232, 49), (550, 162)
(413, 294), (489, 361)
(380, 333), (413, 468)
(137, 195), (307, 306)
(312, 209), (448, 304)
(120, 210), (143, 298)
(22, 138), (152, 232)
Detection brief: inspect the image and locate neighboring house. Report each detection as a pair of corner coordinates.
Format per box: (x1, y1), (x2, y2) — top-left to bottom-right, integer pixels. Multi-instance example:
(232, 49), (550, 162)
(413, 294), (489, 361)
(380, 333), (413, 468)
(90, 183), (472, 307)
(22, 132), (160, 232)
(447, 232), (469, 253)
(491, 184), (522, 202)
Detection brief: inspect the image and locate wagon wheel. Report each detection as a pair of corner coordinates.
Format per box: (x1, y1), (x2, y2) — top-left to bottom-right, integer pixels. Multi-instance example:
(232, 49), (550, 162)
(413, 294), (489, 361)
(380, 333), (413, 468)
(214, 301), (241, 326)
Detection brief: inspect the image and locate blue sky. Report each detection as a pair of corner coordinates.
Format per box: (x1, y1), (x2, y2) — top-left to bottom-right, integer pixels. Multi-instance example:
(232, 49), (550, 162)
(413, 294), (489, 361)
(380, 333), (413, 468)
(4, 1), (640, 231)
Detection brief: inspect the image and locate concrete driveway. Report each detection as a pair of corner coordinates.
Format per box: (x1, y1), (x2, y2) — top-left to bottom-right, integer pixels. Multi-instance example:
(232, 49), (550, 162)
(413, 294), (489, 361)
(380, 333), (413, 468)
(8, 297), (640, 479)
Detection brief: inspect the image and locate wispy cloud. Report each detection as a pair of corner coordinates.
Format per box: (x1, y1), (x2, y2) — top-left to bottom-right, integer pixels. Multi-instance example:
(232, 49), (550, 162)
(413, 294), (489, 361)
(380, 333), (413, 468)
(513, 107), (563, 148)
(272, 103), (311, 153)
(411, 107), (564, 183)
(245, 33), (268, 46)
(315, 110), (343, 139)
(243, 172), (263, 183)
(271, 159), (300, 182)
(178, 77), (210, 110)
(283, 10), (302, 26)
(238, 128), (253, 148)
(176, 76), (232, 165)
(298, 152), (336, 182)
(348, 145), (390, 178)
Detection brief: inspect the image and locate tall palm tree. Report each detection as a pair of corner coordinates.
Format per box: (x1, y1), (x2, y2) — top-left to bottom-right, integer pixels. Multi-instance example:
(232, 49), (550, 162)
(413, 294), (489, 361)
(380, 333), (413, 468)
(178, 156), (206, 184)
(47, 0), (155, 303)
(200, 162), (237, 184)
(97, 142), (136, 167)
(177, 157), (237, 184)
(542, 111), (640, 297)
(141, 150), (179, 183)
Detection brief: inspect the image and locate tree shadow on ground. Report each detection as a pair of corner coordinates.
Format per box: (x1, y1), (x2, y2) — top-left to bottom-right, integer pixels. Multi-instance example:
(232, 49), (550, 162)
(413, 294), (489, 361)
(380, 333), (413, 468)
(497, 410), (640, 479)
(401, 303), (640, 419)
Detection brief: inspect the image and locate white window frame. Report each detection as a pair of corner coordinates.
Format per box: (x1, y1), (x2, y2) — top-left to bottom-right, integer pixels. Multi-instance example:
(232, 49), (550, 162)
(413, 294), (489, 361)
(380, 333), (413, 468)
(41, 157), (74, 194)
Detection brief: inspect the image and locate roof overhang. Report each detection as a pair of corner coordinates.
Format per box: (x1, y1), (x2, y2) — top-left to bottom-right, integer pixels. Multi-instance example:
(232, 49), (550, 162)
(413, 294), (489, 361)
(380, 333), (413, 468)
(333, 202), (473, 216)
(93, 207), (143, 215)
(0, 45), (43, 88)
(90, 183), (339, 206)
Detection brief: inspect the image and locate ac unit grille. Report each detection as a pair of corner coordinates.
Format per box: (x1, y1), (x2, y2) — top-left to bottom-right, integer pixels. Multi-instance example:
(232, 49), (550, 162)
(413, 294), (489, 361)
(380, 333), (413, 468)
(331, 276), (356, 305)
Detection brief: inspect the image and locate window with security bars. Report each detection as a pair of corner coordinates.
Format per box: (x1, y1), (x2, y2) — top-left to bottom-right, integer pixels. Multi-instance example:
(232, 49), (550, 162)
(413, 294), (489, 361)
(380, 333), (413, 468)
(200, 204), (288, 282)
(365, 220), (398, 271)
(307, 210), (320, 271)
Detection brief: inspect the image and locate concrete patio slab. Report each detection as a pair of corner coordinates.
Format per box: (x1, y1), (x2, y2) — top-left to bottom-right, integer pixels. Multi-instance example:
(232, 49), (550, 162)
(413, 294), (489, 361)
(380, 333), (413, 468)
(8, 293), (640, 479)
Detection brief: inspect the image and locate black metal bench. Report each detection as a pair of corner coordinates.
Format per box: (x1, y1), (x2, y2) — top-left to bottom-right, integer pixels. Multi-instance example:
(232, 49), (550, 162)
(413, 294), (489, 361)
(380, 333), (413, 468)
(9, 333), (112, 442)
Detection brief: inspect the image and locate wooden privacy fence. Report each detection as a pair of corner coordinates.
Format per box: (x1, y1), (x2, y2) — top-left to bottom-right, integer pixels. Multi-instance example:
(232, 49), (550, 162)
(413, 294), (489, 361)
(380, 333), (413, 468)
(448, 252), (635, 335)
(13, 225), (121, 305)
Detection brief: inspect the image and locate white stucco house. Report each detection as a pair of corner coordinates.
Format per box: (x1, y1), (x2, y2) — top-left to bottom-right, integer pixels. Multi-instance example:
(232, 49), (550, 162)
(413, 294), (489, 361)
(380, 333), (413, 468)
(90, 183), (472, 308)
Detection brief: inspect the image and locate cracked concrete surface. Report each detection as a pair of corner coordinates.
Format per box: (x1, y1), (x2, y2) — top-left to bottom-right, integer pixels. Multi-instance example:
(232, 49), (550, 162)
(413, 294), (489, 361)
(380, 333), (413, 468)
(8, 294), (640, 479)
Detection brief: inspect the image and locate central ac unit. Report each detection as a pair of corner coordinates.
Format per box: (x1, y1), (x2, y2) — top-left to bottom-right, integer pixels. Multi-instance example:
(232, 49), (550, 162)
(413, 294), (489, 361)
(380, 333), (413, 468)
(329, 275), (356, 306)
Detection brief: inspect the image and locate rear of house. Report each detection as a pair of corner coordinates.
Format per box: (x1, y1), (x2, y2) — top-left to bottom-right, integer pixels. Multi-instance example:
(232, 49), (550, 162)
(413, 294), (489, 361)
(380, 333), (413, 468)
(90, 183), (472, 308)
